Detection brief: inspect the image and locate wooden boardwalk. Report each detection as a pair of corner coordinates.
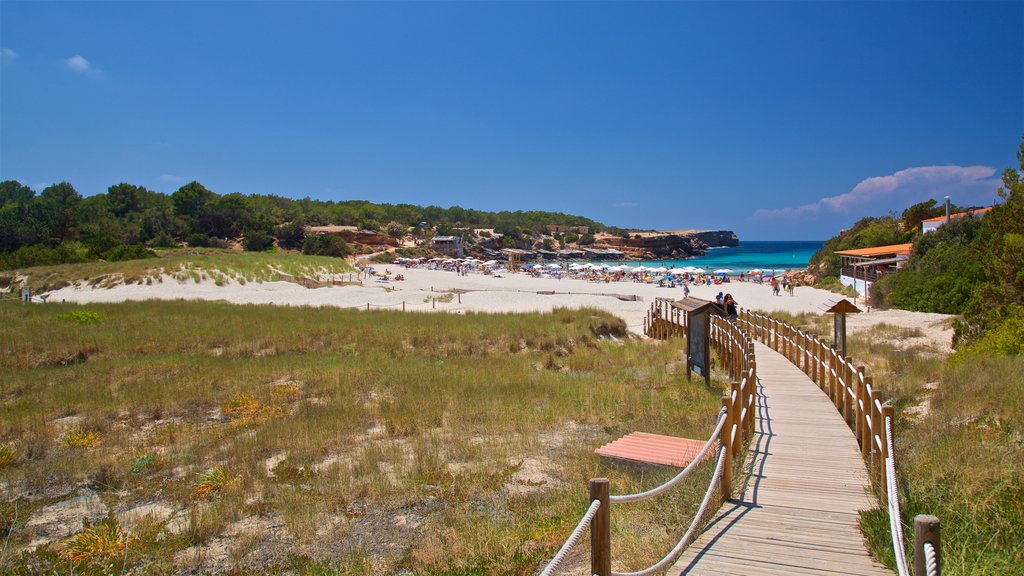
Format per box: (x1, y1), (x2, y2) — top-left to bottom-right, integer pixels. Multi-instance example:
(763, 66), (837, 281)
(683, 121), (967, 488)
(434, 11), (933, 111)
(671, 342), (893, 576)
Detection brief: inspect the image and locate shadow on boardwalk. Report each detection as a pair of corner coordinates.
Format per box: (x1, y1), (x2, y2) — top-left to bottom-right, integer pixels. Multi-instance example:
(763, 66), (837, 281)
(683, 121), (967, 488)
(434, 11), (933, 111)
(670, 342), (892, 576)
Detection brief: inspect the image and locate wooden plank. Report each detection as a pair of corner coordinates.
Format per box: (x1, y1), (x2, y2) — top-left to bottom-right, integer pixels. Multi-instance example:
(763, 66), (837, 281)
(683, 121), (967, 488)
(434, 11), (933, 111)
(670, 341), (893, 575)
(595, 432), (714, 468)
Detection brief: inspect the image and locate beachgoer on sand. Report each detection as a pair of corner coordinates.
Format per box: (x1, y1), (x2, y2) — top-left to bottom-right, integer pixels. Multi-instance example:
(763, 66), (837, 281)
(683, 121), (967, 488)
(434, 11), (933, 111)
(683, 284), (690, 298)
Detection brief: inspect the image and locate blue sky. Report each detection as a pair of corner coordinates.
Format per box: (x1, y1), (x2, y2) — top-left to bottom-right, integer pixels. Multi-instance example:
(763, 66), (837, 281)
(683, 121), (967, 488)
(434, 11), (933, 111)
(1, 1), (1021, 240)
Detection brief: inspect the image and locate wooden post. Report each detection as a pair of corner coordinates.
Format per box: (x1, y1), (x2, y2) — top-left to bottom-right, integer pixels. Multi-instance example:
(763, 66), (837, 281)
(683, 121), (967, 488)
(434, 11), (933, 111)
(827, 348), (836, 402)
(881, 404), (894, 505)
(854, 370), (865, 452)
(731, 381), (742, 457)
(914, 515), (940, 576)
(366, 303), (370, 311)
(841, 359), (852, 424)
(871, 389), (882, 470)
(720, 396), (733, 502)
(590, 478), (611, 576)
(818, 341), (827, 390)
(863, 382), (874, 461)
(403, 301), (406, 312)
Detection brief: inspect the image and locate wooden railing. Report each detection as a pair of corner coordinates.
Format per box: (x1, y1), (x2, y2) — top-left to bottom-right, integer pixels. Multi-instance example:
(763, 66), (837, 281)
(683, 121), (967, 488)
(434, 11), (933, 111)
(736, 308), (940, 576)
(539, 302), (756, 576)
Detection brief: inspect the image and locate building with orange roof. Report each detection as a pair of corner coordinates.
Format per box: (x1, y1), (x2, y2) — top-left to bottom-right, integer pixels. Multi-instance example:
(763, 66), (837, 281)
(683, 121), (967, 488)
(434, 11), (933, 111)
(921, 206), (992, 233)
(835, 243), (913, 298)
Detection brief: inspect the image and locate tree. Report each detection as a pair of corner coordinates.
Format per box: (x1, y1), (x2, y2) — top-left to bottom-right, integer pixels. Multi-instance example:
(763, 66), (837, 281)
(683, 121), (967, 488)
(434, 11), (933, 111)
(171, 181), (216, 221)
(303, 234), (351, 258)
(38, 182), (83, 245)
(0, 180), (35, 207)
(277, 219), (307, 250)
(385, 222), (407, 241)
(107, 183), (149, 217)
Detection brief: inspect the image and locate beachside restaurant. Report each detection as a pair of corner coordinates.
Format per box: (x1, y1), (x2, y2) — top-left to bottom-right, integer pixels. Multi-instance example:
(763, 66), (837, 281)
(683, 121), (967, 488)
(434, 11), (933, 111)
(835, 243), (912, 297)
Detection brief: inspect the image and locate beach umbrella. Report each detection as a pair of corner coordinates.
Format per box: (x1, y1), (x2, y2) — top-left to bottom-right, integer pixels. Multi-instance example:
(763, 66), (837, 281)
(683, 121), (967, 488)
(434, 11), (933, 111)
(634, 265), (648, 272)
(668, 268), (687, 275)
(713, 268), (733, 275)
(650, 266), (669, 273)
(748, 269), (763, 274)
(546, 263), (562, 269)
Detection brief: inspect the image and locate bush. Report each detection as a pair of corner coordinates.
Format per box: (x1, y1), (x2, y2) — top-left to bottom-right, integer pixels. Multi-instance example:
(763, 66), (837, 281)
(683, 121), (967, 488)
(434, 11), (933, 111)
(578, 233), (596, 245)
(276, 220), (306, 250)
(104, 244), (157, 262)
(148, 231), (177, 248)
(0, 242), (94, 270)
(242, 230), (275, 252)
(302, 234), (351, 258)
(186, 233), (225, 248)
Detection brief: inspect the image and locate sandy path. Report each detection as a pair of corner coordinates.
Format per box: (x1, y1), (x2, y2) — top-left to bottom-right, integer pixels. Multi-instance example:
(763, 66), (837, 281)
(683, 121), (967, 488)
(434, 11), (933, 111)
(45, 266), (955, 349)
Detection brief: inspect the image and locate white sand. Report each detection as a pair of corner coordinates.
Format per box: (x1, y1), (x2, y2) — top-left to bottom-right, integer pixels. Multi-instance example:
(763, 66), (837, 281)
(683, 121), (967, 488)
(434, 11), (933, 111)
(44, 266), (955, 350)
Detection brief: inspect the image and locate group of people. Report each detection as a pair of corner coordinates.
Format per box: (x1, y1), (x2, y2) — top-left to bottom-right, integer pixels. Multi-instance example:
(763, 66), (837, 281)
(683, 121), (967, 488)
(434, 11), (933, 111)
(715, 291), (739, 321)
(771, 276), (796, 296)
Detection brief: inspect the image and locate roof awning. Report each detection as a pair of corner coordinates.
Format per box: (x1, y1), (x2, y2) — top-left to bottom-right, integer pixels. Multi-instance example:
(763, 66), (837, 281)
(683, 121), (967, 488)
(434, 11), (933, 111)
(851, 256), (906, 266)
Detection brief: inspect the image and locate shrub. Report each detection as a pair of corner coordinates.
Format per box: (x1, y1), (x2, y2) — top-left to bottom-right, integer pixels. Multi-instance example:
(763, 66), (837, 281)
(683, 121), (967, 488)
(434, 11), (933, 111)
(303, 234), (351, 258)
(193, 467), (234, 499)
(61, 517), (134, 566)
(60, 430), (101, 448)
(58, 310), (103, 325)
(104, 244), (157, 262)
(185, 233), (226, 248)
(242, 230), (275, 252)
(0, 445), (14, 468)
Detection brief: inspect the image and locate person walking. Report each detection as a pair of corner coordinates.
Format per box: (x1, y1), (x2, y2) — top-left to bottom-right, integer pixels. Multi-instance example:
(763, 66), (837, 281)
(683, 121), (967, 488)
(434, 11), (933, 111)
(683, 283), (690, 298)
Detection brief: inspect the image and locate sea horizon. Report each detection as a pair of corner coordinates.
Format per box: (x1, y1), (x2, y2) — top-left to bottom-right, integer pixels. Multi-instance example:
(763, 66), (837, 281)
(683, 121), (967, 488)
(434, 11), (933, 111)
(590, 240), (824, 273)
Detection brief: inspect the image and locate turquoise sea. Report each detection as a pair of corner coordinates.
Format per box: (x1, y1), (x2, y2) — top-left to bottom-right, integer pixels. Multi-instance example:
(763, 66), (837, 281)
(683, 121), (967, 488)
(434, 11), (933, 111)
(614, 241), (824, 274)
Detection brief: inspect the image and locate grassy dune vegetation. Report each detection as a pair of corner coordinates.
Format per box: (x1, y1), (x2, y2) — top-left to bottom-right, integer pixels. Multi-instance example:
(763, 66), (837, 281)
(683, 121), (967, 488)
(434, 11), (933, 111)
(0, 248), (356, 294)
(770, 312), (1023, 576)
(0, 302), (723, 575)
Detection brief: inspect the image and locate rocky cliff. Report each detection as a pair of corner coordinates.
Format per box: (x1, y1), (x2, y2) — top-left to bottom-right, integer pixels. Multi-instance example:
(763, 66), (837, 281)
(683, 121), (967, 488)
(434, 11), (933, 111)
(691, 230), (739, 248)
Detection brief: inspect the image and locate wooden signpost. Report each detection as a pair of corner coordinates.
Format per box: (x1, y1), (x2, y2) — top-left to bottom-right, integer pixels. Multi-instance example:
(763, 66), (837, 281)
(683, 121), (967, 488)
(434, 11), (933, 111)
(818, 296), (862, 357)
(674, 296), (726, 386)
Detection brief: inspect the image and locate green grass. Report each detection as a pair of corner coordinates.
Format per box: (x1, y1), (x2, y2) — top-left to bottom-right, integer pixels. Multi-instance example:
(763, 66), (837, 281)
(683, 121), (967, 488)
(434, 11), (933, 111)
(0, 248), (355, 294)
(0, 301), (726, 574)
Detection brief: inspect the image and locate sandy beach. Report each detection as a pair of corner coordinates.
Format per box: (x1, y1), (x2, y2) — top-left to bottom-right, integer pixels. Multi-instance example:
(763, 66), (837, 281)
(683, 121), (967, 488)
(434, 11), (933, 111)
(44, 265), (956, 351)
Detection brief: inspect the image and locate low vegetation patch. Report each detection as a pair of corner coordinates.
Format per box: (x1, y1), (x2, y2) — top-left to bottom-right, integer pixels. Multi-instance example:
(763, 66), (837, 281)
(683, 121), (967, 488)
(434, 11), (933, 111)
(0, 301), (724, 574)
(3, 248), (354, 295)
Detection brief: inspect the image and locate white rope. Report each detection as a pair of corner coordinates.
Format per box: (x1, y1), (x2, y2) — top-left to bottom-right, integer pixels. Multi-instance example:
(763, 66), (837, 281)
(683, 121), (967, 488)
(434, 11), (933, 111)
(611, 410), (727, 503)
(538, 498), (602, 576)
(923, 540), (938, 576)
(885, 416), (910, 576)
(611, 446), (728, 576)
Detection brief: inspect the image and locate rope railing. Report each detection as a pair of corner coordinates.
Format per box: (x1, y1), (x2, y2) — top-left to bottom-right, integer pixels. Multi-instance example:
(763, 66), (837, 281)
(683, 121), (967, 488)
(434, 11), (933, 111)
(737, 308), (941, 576)
(538, 301), (758, 576)
(610, 409), (727, 504)
(538, 498), (602, 576)
(611, 447), (728, 576)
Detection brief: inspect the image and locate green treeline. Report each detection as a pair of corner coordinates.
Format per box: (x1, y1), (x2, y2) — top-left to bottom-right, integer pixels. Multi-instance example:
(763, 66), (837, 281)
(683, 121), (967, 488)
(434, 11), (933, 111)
(809, 139), (1024, 353)
(0, 180), (607, 270)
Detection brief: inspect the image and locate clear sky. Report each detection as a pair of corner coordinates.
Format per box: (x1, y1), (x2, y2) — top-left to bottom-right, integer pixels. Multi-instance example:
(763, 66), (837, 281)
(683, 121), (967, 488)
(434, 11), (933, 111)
(1, 1), (1021, 240)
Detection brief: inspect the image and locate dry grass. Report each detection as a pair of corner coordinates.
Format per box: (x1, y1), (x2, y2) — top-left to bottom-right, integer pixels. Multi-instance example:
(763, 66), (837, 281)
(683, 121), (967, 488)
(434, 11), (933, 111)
(0, 301), (725, 574)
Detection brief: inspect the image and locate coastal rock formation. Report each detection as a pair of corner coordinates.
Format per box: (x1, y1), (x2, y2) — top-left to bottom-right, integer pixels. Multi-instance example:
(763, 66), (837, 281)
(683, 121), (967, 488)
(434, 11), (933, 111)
(692, 230), (739, 248)
(596, 234), (707, 259)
